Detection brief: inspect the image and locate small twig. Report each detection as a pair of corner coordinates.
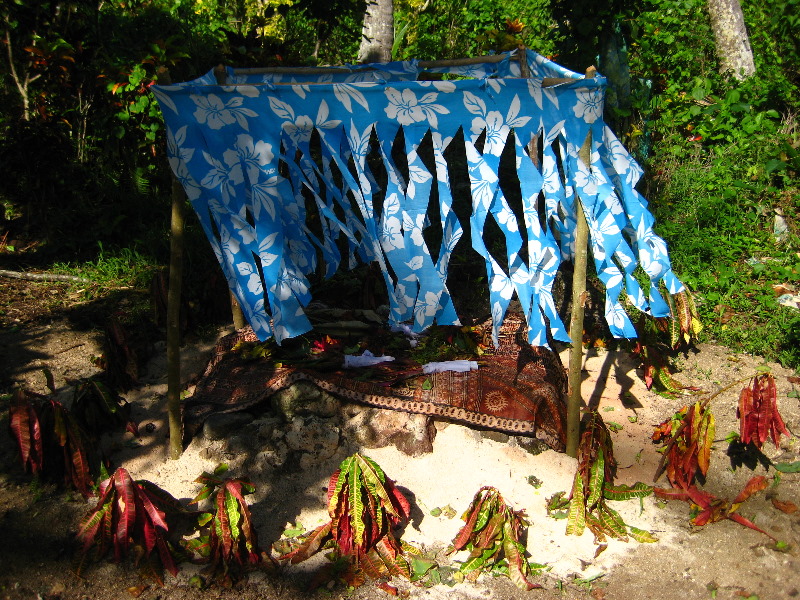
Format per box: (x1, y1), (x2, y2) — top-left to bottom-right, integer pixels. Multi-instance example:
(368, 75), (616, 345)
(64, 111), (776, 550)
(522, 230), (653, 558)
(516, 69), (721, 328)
(55, 342), (86, 355)
(0, 269), (92, 284)
(653, 375), (753, 483)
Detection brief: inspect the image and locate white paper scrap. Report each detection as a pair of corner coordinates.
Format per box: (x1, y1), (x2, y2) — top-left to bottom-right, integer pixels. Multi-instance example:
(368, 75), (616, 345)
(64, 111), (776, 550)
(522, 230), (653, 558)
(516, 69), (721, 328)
(343, 350), (396, 368)
(422, 360), (479, 374)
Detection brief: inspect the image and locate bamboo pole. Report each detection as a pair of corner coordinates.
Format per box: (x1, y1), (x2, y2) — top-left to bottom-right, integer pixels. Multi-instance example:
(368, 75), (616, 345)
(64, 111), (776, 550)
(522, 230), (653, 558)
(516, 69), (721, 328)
(158, 67), (186, 461)
(166, 174), (185, 460)
(230, 52), (510, 76)
(566, 128), (593, 458)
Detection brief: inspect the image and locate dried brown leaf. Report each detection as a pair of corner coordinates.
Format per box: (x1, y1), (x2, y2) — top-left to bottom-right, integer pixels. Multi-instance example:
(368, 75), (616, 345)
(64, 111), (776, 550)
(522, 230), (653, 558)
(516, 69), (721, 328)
(771, 498), (798, 514)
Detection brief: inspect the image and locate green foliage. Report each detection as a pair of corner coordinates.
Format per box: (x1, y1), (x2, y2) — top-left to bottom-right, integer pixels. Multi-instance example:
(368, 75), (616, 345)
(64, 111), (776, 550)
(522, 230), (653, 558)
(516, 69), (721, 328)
(449, 486), (542, 590)
(616, 0), (800, 372)
(52, 243), (159, 289)
(394, 0), (558, 61)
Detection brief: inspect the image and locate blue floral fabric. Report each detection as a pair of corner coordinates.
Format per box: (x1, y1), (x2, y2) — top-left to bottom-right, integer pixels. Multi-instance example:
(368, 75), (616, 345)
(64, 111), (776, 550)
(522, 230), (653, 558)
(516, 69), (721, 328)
(151, 49), (683, 346)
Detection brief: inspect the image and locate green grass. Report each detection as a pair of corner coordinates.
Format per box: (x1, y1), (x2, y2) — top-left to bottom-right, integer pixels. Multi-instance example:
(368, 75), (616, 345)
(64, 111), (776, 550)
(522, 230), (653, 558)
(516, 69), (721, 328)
(647, 125), (800, 372)
(52, 242), (159, 291)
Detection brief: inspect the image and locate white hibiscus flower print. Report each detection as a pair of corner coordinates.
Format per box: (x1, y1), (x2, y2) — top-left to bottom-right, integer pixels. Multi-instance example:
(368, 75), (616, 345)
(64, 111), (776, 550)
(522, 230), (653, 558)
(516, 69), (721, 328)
(172, 160), (202, 201)
(227, 134), (274, 183)
(574, 156), (598, 197)
(414, 291), (441, 326)
(166, 125), (194, 164)
(467, 95), (531, 156)
(192, 94), (257, 130)
(471, 111), (509, 156)
(494, 204), (519, 233)
(380, 216), (404, 252)
(384, 88), (449, 127)
(572, 89), (603, 124)
(237, 262), (263, 295)
(201, 150), (243, 204)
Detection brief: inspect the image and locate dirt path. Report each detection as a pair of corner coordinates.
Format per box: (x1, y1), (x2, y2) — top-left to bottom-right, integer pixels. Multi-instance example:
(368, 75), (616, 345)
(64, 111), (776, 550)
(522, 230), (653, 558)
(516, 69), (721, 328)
(0, 287), (798, 600)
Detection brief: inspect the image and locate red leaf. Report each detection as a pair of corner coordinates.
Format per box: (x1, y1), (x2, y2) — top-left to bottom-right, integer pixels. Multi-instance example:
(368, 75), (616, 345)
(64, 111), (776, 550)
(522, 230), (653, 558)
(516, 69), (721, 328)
(452, 489), (490, 550)
(114, 469), (137, 561)
(78, 500), (112, 553)
(653, 486), (692, 502)
(739, 375), (788, 449)
(335, 503), (355, 555)
(215, 487), (233, 560)
(732, 476), (768, 504)
(326, 469), (341, 510)
(136, 487), (169, 532)
(224, 480), (262, 564)
(279, 522), (332, 564)
(155, 529), (179, 576)
(684, 485), (714, 509)
(385, 479), (411, 525)
(377, 582), (398, 596)
(65, 412), (93, 497)
(9, 393), (34, 471)
(691, 507), (714, 527)
(727, 513), (776, 541)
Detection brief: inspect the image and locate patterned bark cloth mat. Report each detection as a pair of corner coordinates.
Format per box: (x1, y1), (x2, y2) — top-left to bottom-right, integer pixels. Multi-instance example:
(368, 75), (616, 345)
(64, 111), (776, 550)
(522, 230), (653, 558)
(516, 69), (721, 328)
(184, 314), (568, 451)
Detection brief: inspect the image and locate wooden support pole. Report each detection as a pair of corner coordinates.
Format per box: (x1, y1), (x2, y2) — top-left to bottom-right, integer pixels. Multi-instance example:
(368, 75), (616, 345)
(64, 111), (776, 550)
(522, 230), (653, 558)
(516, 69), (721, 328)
(161, 66), (185, 460)
(231, 295), (246, 330)
(566, 130), (593, 458)
(167, 174), (185, 460)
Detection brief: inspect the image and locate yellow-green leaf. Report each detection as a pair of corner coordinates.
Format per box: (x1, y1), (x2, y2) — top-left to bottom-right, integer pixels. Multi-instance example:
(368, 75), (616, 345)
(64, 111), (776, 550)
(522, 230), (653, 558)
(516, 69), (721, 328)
(566, 471), (586, 536)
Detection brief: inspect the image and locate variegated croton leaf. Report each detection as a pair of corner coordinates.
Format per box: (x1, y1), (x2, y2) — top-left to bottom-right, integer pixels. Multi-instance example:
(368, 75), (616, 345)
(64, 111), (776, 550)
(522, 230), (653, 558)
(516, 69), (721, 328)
(70, 375), (139, 437)
(630, 286), (702, 395)
(9, 389), (45, 476)
(665, 287), (703, 348)
(738, 373), (790, 450)
(9, 383), (96, 498)
(76, 467), (191, 584)
(560, 413), (655, 544)
(274, 453), (413, 590)
(654, 476), (775, 540)
(186, 465), (269, 586)
(653, 401), (716, 490)
(652, 381), (782, 540)
(449, 486), (542, 590)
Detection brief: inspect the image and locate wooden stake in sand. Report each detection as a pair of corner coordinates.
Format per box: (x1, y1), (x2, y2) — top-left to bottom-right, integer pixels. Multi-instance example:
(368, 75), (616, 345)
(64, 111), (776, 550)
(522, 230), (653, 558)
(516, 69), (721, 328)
(566, 122), (593, 458)
(159, 67), (186, 461)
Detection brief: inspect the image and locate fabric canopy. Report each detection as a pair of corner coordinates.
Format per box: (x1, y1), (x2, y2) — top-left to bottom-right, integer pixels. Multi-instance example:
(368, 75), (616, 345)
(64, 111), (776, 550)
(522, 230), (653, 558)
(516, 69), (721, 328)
(151, 49), (683, 347)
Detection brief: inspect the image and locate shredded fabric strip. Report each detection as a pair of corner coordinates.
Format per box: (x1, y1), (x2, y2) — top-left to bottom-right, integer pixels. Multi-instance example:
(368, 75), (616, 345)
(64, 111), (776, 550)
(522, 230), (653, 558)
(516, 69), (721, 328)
(151, 49), (683, 347)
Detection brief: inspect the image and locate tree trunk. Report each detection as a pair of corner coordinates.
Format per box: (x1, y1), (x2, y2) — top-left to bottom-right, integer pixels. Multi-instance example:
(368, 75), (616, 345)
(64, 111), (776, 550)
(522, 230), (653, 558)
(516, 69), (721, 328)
(706, 0), (756, 80)
(357, 0), (394, 63)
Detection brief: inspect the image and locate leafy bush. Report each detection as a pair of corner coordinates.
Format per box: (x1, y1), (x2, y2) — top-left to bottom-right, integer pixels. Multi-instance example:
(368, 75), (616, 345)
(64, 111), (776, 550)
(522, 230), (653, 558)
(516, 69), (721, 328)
(549, 412), (655, 543)
(8, 369), (141, 497)
(75, 468), (190, 583)
(9, 385), (96, 498)
(185, 466), (269, 586)
(276, 453), (412, 588)
(449, 486), (542, 590)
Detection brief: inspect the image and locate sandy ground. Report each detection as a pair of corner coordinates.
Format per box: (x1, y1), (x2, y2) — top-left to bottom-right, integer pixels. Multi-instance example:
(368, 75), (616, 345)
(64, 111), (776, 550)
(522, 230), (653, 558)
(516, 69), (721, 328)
(1, 317), (799, 600)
